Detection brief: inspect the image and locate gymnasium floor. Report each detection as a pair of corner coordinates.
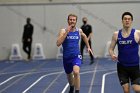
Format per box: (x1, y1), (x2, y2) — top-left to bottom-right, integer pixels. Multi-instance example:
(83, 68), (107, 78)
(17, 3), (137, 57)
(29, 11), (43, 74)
(0, 58), (134, 93)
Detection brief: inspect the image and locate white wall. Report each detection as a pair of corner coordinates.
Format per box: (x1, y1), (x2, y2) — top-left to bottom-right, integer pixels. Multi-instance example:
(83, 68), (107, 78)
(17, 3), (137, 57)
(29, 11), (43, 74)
(0, 1), (140, 60)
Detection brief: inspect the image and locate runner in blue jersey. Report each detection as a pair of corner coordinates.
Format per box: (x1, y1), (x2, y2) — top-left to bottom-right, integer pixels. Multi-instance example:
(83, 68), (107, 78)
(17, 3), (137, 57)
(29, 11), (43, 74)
(57, 14), (93, 93)
(109, 12), (140, 93)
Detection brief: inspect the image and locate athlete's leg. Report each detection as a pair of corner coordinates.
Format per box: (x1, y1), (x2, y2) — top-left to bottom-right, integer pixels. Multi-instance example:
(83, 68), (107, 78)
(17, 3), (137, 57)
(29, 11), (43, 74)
(122, 83), (130, 93)
(117, 64), (130, 93)
(130, 66), (140, 93)
(73, 65), (80, 92)
(63, 59), (74, 93)
(67, 73), (74, 93)
(132, 84), (140, 93)
(131, 74), (140, 93)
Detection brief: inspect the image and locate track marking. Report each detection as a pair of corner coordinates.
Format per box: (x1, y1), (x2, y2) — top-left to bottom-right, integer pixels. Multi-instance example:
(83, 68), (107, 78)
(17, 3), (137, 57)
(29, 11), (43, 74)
(61, 70), (99, 93)
(42, 71), (63, 93)
(88, 60), (99, 93)
(22, 71), (63, 93)
(0, 62), (47, 93)
(0, 73), (31, 86)
(0, 63), (18, 75)
(101, 71), (117, 93)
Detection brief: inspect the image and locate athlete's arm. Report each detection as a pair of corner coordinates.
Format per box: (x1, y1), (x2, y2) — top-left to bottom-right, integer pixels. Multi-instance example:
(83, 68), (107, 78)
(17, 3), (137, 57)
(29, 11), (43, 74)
(109, 31), (118, 61)
(56, 26), (72, 47)
(56, 29), (68, 47)
(135, 30), (140, 44)
(80, 29), (94, 56)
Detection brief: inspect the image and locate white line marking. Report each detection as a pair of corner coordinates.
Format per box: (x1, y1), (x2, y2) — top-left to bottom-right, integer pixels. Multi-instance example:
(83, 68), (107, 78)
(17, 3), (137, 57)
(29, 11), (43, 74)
(0, 70), (64, 86)
(61, 70), (100, 93)
(88, 60), (99, 93)
(22, 71), (63, 93)
(42, 72), (63, 93)
(61, 83), (69, 93)
(0, 63), (18, 75)
(0, 67), (116, 93)
(101, 71), (117, 93)
(0, 67), (115, 76)
(0, 73), (30, 86)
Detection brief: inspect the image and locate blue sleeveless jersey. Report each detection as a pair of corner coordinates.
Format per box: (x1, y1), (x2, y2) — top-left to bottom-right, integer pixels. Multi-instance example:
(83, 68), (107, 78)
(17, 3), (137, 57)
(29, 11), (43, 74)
(62, 28), (80, 59)
(117, 29), (139, 66)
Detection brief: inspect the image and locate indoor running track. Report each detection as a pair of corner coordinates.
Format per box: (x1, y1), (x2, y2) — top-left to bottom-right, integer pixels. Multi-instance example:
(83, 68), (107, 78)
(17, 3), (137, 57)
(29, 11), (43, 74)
(0, 58), (134, 93)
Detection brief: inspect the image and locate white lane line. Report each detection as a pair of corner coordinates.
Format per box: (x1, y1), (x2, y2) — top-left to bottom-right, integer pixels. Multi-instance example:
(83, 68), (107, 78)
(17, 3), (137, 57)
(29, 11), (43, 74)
(22, 71), (63, 93)
(0, 73), (31, 86)
(0, 68), (116, 93)
(0, 70), (63, 86)
(61, 70), (99, 93)
(0, 63), (18, 75)
(43, 72), (63, 93)
(0, 67), (115, 76)
(88, 60), (99, 93)
(61, 83), (69, 93)
(101, 71), (117, 93)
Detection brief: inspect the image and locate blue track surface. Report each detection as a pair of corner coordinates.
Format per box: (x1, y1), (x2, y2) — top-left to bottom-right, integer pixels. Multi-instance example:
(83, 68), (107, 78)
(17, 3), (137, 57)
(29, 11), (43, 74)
(0, 58), (134, 93)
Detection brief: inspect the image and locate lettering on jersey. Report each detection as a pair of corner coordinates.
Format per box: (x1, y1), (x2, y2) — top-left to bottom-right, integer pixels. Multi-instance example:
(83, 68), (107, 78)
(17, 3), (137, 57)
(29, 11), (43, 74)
(78, 55), (82, 59)
(67, 36), (79, 39)
(119, 40), (132, 45)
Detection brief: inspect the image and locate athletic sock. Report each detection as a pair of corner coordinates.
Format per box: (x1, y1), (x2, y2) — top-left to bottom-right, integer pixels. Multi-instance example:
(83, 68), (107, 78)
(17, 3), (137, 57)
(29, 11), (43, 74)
(69, 86), (74, 93)
(75, 90), (79, 93)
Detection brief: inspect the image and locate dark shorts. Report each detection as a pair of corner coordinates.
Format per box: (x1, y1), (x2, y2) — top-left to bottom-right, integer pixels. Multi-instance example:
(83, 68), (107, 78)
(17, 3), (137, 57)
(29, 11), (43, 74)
(117, 63), (140, 86)
(63, 55), (82, 74)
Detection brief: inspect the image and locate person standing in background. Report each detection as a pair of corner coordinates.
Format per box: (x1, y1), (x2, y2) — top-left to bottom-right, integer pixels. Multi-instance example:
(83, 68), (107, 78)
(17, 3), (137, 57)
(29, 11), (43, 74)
(80, 17), (94, 64)
(22, 17), (34, 60)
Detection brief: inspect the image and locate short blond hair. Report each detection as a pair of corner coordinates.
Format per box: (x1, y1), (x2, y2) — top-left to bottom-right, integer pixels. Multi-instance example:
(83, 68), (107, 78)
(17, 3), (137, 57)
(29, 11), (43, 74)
(67, 13), (78, 21)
